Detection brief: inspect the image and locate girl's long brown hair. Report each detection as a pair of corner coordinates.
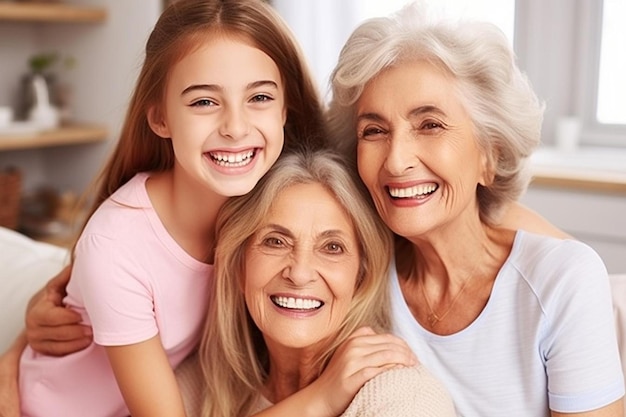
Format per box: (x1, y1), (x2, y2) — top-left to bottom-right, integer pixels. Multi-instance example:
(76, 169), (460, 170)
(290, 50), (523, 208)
(76, 0), (326, 248)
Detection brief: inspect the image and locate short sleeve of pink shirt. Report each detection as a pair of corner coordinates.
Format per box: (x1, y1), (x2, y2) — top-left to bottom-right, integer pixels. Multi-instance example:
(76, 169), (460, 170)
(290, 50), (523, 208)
(64, 172), (212, 352)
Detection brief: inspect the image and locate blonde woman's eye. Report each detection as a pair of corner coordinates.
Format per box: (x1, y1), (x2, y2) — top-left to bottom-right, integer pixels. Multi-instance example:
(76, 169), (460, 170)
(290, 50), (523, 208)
(325, 242), (345, 254)
(263, 237), (284, 247)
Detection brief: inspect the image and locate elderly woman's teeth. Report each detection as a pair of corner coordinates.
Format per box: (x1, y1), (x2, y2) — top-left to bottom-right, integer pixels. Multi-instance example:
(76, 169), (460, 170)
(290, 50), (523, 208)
(271, 296), (322, 310)
(388, 183), (438, 198)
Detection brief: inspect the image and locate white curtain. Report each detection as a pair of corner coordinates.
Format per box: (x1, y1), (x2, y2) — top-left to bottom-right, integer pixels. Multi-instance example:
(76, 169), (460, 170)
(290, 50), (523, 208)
(272, 0), (362, 100)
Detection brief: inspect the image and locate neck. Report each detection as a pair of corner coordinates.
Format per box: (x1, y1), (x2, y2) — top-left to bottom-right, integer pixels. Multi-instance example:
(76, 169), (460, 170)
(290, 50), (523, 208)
(147, 169), (226, 262)
(396, 220), (516, 334)
(263, 346), (320, 404)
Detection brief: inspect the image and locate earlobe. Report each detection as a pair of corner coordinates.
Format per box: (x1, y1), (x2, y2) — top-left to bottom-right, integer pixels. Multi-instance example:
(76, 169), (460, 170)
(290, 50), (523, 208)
(147, 106), (170, 138)
(478, 149), (497, 187)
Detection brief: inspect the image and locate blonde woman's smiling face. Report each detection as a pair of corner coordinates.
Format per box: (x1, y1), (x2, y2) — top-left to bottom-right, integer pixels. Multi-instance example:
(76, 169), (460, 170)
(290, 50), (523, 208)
(243, 182), (360, 352)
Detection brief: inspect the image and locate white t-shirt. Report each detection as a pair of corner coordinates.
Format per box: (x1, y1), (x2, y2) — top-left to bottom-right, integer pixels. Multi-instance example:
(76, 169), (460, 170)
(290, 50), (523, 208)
(391, 230), (624, 416)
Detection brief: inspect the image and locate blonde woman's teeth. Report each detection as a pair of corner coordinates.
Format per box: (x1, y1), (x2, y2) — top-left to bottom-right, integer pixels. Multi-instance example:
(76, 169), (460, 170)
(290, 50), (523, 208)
(271, 296), (322, 310)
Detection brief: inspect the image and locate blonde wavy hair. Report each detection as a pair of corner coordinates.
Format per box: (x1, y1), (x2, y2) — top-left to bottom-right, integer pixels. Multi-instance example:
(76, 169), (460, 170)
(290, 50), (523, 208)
(198, 149), (393, 417)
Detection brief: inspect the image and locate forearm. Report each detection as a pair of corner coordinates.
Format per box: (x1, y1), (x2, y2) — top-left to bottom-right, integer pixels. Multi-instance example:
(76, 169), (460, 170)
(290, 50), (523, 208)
(107, 337), (187, 417)
(0, 330), (27, 377)
(0, 331), (26, 417)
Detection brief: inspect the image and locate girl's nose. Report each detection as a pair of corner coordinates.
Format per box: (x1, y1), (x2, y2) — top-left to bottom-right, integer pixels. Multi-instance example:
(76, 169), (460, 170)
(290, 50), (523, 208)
(219, 106), (250, 140)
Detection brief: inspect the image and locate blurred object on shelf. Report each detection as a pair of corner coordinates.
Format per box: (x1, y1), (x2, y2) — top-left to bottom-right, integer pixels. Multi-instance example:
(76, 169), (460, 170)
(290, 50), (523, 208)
(28, 74), (60, 129)
(20, 187), (86, 247)
(18, 52), (76, 124)
(0, 167), (22, 230)
(0, 106), (13, 128)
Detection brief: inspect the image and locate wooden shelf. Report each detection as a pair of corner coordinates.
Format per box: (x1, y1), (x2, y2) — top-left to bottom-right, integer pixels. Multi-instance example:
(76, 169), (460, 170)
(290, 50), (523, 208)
(531, 168), (626, 195)
(0, 2), (106, 23)
(0, 124), (108, 150)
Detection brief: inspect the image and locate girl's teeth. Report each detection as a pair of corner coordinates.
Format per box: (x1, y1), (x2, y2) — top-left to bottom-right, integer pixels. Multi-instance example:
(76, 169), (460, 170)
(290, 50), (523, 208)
(210, 150), (255, 167)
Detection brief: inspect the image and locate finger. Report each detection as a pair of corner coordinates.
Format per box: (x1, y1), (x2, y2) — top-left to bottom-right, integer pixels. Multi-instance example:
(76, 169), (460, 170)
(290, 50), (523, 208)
(31, 336), (93, 357)
(346, 326), (376, 339)
(47, 264), (72, 290)
(27, 305), (83, 327)
(28, 323), (92, 344)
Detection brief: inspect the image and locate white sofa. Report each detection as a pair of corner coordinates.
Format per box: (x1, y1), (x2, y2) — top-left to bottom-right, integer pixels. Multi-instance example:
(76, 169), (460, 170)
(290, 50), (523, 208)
(1, 226), (625, 409)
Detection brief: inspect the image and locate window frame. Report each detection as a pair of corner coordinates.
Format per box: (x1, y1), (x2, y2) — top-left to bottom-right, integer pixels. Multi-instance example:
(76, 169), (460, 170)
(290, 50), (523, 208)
(515, 0), (626, 149)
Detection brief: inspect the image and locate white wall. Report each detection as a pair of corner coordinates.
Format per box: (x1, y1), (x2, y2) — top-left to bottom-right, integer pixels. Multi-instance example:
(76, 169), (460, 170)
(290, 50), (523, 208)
(0, 0), (161, 193)
(521, 186), (626, 274)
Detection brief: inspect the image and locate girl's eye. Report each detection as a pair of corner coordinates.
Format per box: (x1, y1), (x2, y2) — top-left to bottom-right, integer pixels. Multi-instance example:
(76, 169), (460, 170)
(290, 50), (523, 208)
(190, 98), (216, 107)
(250, 94), (273, 103)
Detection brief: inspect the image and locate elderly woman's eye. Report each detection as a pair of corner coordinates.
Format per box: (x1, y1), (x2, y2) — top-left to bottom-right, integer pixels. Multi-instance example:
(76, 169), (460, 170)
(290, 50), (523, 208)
(421, 120), (444, 130)
(263, 237), (284, 247)
(325, 242), (345, 254)
(359, 126), (386, 140)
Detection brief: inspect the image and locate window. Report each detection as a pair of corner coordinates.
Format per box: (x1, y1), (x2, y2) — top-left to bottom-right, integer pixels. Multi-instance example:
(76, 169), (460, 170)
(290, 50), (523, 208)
(355, 0), (515, 44)
(516, 0), (626, 149)
(274, 0), (626, 148)
(272, 0), (515, 99)
(597, 0), (626, 125)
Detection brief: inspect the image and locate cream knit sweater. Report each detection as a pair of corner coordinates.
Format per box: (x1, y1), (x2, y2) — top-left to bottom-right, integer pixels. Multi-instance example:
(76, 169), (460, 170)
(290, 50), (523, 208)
(251, 364), (457, 416)
(177, 354), (457, 417)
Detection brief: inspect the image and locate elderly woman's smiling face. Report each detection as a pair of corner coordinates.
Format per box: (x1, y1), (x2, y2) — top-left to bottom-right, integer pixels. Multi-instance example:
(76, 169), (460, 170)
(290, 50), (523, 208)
(355, 59), (491, 239)
(243, 182), (360, 352)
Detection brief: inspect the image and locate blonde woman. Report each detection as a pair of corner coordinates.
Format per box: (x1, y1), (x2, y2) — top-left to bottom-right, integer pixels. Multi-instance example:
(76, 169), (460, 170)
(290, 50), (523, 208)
(192, 149), (456, 417)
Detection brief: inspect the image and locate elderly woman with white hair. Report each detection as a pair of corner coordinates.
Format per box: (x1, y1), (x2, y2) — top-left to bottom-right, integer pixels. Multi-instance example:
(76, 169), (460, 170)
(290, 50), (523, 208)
(326, 2), (624, 416)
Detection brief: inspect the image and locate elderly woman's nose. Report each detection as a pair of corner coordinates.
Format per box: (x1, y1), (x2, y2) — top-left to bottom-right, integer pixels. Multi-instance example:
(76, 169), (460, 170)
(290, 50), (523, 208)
(384, 133), (417, 175)
(282, 250), (317, 285)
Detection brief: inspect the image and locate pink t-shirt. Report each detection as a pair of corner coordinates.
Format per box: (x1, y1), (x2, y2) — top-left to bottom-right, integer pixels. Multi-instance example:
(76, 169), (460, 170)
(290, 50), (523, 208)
(19, 172), (213, 417)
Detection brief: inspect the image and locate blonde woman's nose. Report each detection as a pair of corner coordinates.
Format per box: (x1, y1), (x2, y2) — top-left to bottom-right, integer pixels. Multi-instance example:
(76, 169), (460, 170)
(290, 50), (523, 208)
(281, 251), (318, 286)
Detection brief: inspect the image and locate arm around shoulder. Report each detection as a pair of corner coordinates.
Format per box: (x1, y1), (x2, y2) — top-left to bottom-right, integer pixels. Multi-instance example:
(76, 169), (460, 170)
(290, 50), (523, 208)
(341, 365), (457, 417)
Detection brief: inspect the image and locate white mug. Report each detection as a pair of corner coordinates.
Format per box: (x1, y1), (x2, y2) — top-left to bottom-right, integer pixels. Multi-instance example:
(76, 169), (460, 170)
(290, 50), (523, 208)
(555, 116), (581, 152)
(0, 106), (13, 128)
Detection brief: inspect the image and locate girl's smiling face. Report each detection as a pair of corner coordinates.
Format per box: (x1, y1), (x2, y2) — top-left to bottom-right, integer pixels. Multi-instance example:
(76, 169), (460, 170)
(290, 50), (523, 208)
(355, 59), (490, 239)
(243, 182), (360, 352)
(151, 35), (287, 197)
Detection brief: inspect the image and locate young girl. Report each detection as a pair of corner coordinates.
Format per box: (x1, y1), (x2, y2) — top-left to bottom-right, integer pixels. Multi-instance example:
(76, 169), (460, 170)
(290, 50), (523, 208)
(13, 0), (327, 416)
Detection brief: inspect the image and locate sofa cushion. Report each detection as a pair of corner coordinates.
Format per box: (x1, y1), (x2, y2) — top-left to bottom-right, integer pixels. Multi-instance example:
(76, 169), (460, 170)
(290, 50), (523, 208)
(0, 227), (69, 352)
